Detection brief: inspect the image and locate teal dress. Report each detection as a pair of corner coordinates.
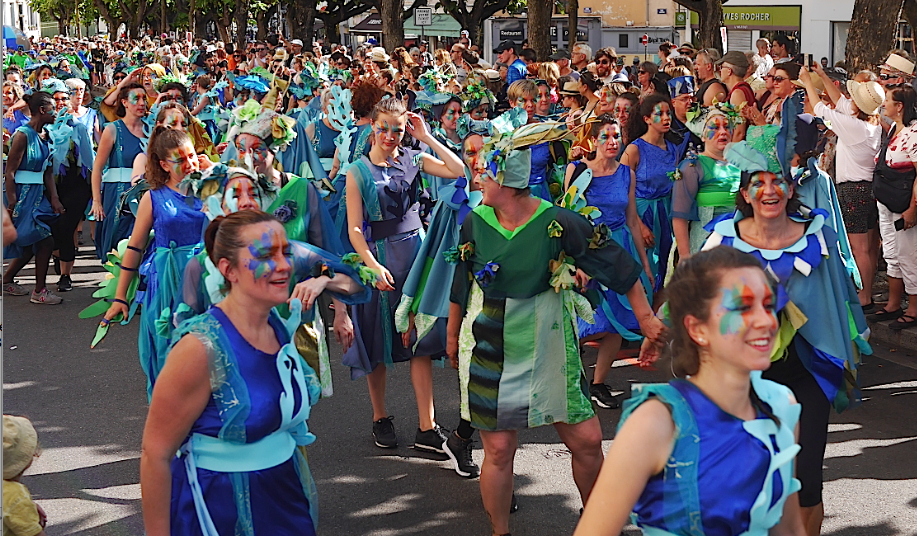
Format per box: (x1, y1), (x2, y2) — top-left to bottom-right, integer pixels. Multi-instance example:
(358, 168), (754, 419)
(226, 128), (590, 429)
(632, 138), (678, 291)
(4, 125), (55, 259)
(95, 119), (144, 260)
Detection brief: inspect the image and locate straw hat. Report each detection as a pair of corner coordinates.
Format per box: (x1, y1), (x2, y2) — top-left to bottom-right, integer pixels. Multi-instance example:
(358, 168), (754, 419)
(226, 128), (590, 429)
(846, 80), (885, 115)
(793, 74), (826, 94)
(559, 80), (582, 96)
(369, 47), (390, 63)
(3, 415), (38, 479)
(883, 53), (915, 76)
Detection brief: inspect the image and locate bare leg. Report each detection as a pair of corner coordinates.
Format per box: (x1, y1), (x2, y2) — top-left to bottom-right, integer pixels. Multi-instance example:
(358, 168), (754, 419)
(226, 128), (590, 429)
(593, 334), (623, 385)
(3, 254), (33, 284)
(366, 364), (388, 421)
(800, 503), (824, 536)
(554, 417), (604, 505)
(848, 232), (876, 306)
(410, 355), (435, 431)
(886, 277), (904, 311)
(479, 430), (517, 536)
(33, 237), (54, 291)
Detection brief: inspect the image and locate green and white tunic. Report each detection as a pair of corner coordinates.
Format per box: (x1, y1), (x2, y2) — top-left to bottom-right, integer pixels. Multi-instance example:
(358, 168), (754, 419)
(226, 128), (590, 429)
(451, 200), (643, 431)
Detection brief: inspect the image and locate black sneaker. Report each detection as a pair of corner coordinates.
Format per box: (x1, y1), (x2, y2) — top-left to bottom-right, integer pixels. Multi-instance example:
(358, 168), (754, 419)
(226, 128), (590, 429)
(414, 424), (449, 454)
(589, 383), (620, 409)
(372, 416), (398, 449)
(444, 432), (480, 478)
(58, 274), (73, 292)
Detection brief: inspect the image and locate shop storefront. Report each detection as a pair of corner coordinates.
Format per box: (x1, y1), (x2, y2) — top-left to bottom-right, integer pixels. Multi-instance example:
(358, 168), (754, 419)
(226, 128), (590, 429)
(485, 17), (603, 62)
(690, 5), (801, 52)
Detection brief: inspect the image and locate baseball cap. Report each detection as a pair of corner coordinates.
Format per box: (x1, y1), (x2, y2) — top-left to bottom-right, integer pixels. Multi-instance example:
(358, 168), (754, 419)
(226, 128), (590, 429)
(549, 49), (570, 61)
(494, 40), (517, 54)
(715, 50), (749, 71)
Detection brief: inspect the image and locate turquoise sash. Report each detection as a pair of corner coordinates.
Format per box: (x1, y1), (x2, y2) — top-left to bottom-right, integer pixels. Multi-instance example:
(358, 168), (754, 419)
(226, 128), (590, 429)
(14, 170), (44, 184)
(102, 167), (133, 183)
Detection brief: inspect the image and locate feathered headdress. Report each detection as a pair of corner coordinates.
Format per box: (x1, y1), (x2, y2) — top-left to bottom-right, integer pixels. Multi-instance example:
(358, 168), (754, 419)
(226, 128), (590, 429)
(685, 100), (743, 140)
(460, 81), (496, 114)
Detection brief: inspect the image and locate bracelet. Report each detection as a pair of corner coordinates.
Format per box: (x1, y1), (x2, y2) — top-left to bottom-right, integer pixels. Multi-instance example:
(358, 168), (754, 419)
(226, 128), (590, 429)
(125, 245), (143, 253)
(99, 318), (111, 325)
(118, 263), (138, 272)
(109, 298), (128, 306)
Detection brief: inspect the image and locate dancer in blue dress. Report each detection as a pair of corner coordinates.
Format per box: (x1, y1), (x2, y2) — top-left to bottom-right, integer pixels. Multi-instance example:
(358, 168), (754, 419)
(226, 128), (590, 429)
(508, 80), (562, 202)
(2, 91), (65, 304)
(562, 116), (652, 410)
(621, 94), (679, 296)
(576, 247), (806, 536)
(101, 128), (209, 399)
(90, 82), (147, 261)
(343, 97), (466, 452)
(141, 211), (326, 536)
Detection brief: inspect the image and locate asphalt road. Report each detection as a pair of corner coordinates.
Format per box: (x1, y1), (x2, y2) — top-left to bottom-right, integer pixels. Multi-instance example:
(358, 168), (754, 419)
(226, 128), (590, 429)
(3, 248), (917, 536)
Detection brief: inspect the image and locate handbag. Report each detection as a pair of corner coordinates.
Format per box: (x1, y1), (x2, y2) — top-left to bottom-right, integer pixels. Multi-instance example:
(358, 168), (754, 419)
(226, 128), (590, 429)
(873, 128), (916, 214)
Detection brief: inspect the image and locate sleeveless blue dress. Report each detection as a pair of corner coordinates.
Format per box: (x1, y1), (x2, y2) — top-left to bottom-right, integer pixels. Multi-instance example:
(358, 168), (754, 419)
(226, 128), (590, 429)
(623, 375), (802, 535)
(342, 148), (443, 379)
(95, 119), (144, 260)
(632, 137), (677, 291)
(575, 163), (651, 342)
(312, 118), (339, 159)
(170, 306), (319, 536)
(4, 125), (55, 259)
(139, 187), (207, 399)
(528, 142), (553, 201)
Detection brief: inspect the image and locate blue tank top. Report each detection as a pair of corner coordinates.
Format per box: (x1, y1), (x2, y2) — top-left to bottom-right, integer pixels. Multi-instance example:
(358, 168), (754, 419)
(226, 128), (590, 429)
(312, 118), (339, 159)
(149, 187), (207, 249)
(107, 119), (144, 169)
(632, 137), (678, 200)
(632, 379), (783, 535)
(528, 142), (552, 188)
(580, 162), (630, 231)
(15, 125), (50, 172)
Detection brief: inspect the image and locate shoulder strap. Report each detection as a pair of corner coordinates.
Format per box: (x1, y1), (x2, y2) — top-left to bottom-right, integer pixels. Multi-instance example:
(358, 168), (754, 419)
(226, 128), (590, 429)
(570, 162), (589, 184)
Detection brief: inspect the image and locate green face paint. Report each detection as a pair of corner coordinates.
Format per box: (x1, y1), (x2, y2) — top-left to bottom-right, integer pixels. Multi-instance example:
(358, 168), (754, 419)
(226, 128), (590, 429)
(717, 283), (776, 336)
(651, 103), (666, 124)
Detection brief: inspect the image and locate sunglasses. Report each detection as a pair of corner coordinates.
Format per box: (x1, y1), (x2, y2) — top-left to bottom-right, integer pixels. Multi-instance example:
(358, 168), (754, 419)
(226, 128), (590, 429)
(637, 70), (647, 75)
(597, 60), (611, 65)
(880, 73), (898, 81)
(771, 75), (788, 83)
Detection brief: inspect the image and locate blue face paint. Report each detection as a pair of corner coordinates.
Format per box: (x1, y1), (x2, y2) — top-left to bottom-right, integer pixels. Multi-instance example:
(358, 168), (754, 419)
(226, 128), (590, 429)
(246, 229), (290, 279)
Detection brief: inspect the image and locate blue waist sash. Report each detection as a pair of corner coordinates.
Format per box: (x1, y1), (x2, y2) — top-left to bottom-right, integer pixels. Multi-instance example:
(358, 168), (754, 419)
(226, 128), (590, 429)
(14, 170), (44, 184)
(102, 167), (133, 183)
(319, 157), (334, 171)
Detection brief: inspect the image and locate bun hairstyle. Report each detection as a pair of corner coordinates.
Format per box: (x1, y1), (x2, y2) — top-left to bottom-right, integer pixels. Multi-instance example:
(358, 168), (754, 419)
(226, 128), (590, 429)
(23, 91), (54, 115)
(146, 127), (193, 188)
(115, 82), (145, 117)
(204, 211), (280, 289)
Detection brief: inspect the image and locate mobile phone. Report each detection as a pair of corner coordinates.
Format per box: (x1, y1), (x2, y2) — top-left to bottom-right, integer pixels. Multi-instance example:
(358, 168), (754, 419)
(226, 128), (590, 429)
(894, 218), (905, 231)
(805, 53), (813, 68)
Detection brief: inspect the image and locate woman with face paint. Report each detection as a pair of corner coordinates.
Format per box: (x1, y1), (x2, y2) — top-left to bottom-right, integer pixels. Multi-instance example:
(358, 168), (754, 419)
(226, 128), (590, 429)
(621, 94), (680, 298)
(613, 92), (638, 147)
(100, 128), (210, 399)
(396, 114), (522, 479)
(344, 97), (466, 453)
(563, 116), (653, 410)
(645, 135), (870, 536)
(40, 79), (96, 293)
(141, 211), (324, 536)
(671, 106), (742, 260)
(90, 82), (148, 261)
(303, 88), (342, 176)
(130, 102), (194, 185)
(577, 246), (807, 536)
(506, 80), (561, 202)
(2, 81), (30, 149)
(2, 91), (65, 304)
(65, 77), (101, 144)
(447, 124), (664, 536)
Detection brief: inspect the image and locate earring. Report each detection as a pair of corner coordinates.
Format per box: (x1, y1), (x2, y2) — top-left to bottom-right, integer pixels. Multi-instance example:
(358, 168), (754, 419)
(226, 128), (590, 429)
(697, 337), (707, 345)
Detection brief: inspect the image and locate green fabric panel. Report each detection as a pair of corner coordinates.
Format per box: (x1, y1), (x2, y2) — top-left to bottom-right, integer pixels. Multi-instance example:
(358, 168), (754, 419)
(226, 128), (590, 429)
(410, 257), (435, 314)
(562, 294), (594, 424)
(472, 199), (553, 240)
(499, 295), (540, 428)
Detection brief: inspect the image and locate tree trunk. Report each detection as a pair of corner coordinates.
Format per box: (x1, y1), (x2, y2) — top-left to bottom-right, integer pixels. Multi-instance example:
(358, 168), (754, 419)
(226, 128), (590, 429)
(287, 0), (316, 44)
(697, 0), (724, 53)
(234, 0), (250, 50)
(380, 0), (404, 52)
(256, 10), (269, 41)
(846, 0), (904, 72)
(161, 0), (167, 36)
(568, 0), (578, 50)
(528, 0), (552, 61)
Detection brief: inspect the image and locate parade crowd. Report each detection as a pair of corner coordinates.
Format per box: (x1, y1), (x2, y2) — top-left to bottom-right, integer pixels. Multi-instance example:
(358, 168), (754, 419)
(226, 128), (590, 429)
(3, 28), (916, 536)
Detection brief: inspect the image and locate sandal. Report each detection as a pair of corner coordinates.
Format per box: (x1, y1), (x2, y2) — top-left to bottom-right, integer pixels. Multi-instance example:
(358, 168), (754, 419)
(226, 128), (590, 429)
(860, 301), (876, 315)
(866, 307), (903, 321)
(889, 315), (917, 331)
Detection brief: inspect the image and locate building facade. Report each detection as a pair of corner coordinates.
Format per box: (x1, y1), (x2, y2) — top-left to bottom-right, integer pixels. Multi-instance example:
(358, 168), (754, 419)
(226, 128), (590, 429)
(4, 0), (42, 41)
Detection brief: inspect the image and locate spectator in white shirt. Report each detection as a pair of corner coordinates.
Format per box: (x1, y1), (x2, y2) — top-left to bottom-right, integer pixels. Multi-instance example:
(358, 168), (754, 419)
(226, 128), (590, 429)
(755, 38), (774, 78)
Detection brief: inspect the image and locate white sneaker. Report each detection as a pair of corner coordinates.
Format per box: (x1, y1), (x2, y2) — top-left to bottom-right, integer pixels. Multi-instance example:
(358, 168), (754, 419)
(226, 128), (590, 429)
(30, 288), (63, 304)
(4, 282), (30, 296)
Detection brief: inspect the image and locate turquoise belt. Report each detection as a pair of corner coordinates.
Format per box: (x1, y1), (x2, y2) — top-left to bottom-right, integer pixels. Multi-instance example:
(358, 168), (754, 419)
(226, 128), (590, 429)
(320, 157), (334, 172)
(14, 170), (44, 184)
(102, 167), (133, 183)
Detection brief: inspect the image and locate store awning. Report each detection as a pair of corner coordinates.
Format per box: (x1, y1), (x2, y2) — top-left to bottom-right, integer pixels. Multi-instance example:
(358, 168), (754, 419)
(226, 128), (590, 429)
(351, 13), (382, 33)
(404, 13), (462, 37)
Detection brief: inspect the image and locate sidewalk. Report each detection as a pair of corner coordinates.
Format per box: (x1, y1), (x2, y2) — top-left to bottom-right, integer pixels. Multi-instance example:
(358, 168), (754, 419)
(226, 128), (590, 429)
(865, 271), (917, 354)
